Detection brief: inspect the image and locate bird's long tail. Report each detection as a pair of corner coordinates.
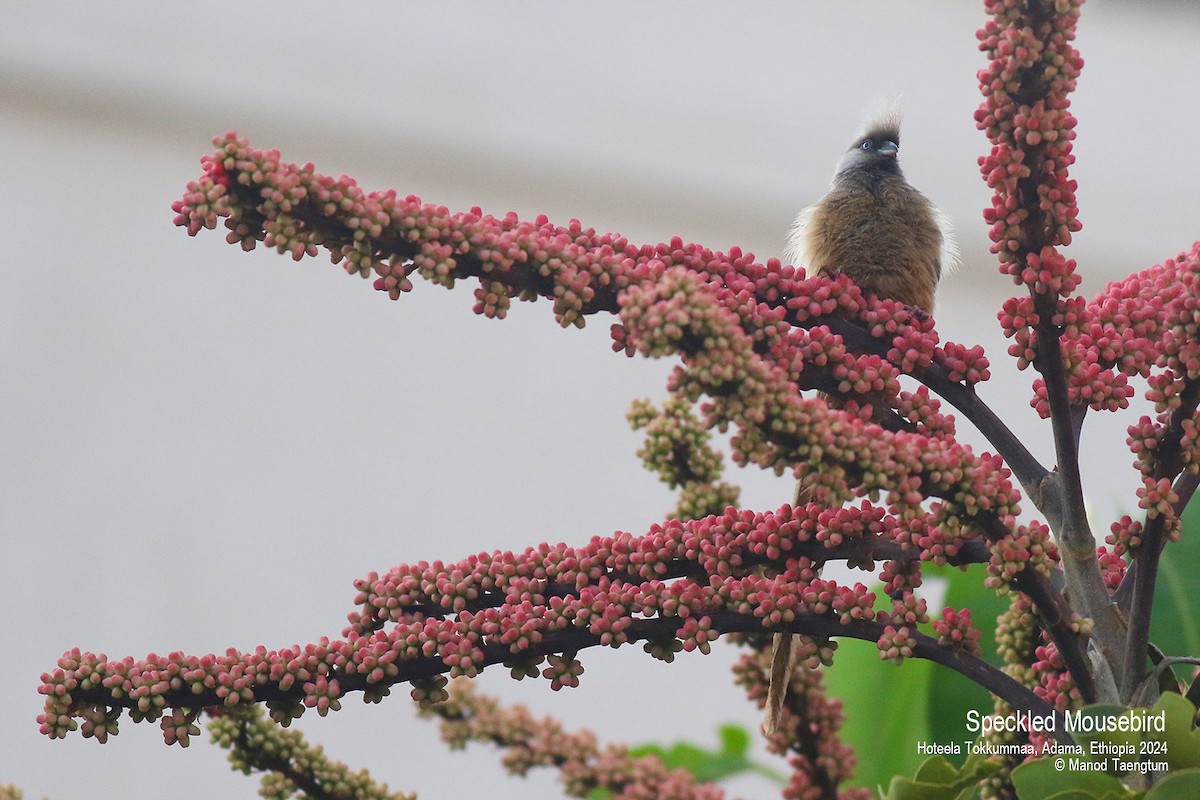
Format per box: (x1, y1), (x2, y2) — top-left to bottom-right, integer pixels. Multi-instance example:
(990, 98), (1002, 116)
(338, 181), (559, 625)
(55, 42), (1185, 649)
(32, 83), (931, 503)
(762, 474), (819, 735)
(763, 631), (796, 735)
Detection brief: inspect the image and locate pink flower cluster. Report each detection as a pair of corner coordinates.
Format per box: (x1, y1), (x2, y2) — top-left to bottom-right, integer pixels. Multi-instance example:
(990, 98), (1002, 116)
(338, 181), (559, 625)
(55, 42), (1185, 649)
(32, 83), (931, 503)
(41, 503), (999, 744)
(174, 132), (668, 328)
(345, 504), (927, 638)
(627, 396), (741, 521)
(732, 648), (867, 800)
(984, 520), (1057, 591)
(997, 248), (1200, 421)
(980, 1), (1200, 505)
(209, 705), (413, 800)
(892, 504), (972, 565)
(614, 263), (962, 433)
(994, 549), (1120, 715)
(1051, 245), (1200, 425)
(175, 133), (989, 409)
(617, 268), (1021, 524)
(1103, 247), (1200, 439)
(978, 0), (1100, 424)
(627, 397), (725, 490)
(933, 607), (983, 656)
(876, 626), (917, 665)
(171, 136), (1021, 568)
(427, 680), (725, 800)
(976, 0), (1083, 283)
(998, 245), (1196, 524)
(1031, 641), (1079, 711)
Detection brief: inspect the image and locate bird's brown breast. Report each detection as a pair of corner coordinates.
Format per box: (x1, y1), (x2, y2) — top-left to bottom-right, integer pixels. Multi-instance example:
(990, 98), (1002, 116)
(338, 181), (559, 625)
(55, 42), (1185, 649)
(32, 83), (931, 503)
(804, 178), (943, 313)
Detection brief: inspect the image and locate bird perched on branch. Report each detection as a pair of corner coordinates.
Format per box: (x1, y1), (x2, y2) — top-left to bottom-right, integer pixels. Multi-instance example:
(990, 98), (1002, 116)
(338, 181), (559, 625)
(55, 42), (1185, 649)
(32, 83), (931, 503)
(763, 111), (958, 735)
(784, 110), (957, 314)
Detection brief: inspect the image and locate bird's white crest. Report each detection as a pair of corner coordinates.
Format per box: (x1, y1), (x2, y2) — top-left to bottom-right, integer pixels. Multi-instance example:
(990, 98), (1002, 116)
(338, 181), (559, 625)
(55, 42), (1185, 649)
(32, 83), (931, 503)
(859, 94), (905, 140)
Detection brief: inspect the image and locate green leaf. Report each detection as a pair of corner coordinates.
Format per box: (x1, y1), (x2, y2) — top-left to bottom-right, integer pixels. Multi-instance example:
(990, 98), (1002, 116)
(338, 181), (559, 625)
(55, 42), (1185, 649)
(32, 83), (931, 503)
(878, 750), (1001, 800)
(1010, 757), (1129, 800)
(1152, 693), (1200, 772)
(913, 755), (961, 784)
(824, 638), (936, 790)
(1144, 768), (1200, 799)
(1149, 502), (1200, 661)
(1067, 703), (1147, 773)
(629, 724), (785, 785)
(717, 723), (750, 758)
(826, 566), (1008, 783)
(926, 564), (1013, 763)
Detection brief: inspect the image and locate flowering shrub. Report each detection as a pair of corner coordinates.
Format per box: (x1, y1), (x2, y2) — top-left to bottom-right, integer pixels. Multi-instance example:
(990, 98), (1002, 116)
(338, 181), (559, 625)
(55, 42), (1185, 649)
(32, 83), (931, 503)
(35, 1), (1200, 797)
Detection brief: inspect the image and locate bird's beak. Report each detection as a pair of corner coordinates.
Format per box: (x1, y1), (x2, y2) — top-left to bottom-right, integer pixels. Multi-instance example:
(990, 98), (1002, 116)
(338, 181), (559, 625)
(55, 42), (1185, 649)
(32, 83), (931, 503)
(878, 140), (898, 157)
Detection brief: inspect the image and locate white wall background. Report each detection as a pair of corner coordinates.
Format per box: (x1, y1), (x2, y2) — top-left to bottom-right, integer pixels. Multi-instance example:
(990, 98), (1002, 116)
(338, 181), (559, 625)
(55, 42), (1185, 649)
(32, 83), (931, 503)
(3, 2), (1198, 798)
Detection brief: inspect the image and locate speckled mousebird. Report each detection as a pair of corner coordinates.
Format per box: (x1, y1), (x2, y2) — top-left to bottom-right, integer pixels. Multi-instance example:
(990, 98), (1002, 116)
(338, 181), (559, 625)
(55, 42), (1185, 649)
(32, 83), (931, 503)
(784, 110), (957, 313)
(763, 111), (958, 735)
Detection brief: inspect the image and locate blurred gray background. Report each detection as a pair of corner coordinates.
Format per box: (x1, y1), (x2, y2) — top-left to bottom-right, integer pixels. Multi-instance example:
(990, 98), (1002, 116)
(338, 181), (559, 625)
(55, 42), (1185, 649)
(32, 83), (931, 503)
(3, 2), (1198, 797)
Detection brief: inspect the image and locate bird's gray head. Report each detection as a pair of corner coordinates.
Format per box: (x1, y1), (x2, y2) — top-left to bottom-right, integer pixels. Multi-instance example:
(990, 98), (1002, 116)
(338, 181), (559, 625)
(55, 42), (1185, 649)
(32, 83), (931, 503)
(834, 118), (903, 182)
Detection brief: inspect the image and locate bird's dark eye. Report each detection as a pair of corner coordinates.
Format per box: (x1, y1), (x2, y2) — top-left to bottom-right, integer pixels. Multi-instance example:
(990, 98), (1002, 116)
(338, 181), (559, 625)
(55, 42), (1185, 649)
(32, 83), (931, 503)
(859, 140), (873, 151)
